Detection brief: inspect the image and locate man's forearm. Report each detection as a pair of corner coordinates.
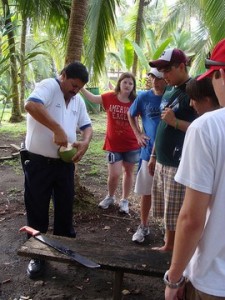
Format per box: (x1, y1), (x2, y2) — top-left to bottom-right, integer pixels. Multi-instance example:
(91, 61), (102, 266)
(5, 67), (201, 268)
(25, 101), (63, 134)
(81, 126), (93, 144)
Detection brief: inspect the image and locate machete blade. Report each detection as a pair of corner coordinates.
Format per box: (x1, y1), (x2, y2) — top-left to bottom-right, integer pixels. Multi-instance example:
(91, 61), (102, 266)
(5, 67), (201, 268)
(19, 226), (100, 269)
(35, 235), (100, 268)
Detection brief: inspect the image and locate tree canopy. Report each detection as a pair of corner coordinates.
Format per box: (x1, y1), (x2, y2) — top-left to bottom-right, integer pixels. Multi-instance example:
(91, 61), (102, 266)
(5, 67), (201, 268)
(0, 0), (224, 121)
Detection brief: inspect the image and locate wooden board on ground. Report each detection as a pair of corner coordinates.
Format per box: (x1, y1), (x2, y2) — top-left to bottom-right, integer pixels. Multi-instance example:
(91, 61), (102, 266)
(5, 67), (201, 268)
(18, 234), (171, 300)
(18, 234), (171, 276)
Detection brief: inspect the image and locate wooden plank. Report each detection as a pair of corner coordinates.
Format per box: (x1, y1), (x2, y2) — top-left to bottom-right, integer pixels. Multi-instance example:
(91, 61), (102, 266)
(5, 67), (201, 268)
(18, 234), (171, 277)
(113, 271), (124, 300)
(11, 152), (20, 157)
(0, 155), (18, 161)
(10, 144), (21, 151)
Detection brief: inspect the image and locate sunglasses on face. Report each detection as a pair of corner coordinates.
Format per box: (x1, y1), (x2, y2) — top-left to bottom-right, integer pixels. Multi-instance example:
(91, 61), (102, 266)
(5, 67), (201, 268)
(205, 58), (225, 69)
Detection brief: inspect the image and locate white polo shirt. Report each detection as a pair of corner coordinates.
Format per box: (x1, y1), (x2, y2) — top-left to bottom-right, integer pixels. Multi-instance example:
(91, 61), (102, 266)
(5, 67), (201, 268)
(25, 78), (91, 158)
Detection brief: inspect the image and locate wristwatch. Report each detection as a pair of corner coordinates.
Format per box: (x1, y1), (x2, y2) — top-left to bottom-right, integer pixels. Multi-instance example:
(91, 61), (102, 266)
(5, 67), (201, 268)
(164, 270), (185, 289)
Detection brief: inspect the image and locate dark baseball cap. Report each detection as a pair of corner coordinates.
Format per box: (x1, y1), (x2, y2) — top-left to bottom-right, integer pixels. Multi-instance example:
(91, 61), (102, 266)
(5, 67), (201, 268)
(149, 48), (188, 69)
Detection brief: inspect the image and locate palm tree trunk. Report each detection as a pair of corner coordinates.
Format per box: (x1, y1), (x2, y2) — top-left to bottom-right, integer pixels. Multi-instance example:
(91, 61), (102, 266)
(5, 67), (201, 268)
(132, 0), (145, 76)
(2, 0), (23, 122)
(65, 0), (88, 64)
(19, 16), (27, 113)
(65, 0), (88, 202)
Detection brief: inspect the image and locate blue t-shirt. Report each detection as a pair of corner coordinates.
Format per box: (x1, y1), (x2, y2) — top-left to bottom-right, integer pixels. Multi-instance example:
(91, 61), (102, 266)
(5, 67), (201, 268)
(129, 89), (162, 161)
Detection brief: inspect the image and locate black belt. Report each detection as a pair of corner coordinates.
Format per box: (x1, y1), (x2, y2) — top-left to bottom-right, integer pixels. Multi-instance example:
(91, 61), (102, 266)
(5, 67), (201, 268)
(27, 151), (62, 164)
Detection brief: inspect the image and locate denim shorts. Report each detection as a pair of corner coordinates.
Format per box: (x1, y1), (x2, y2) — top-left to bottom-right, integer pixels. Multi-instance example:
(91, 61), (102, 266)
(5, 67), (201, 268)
(106, 149), (140, 164)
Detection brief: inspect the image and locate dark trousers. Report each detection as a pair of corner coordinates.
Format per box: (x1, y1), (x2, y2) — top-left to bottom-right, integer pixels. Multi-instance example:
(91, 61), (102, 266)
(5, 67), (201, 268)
(23, 152), (76, 238)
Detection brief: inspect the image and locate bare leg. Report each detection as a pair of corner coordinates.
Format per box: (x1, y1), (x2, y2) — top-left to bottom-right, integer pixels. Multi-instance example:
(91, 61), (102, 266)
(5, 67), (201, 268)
(152, 229), (175, 252)
(121, 162), (135, 199)
(107, 161), (122, 196)
(140, 195), (151, 227)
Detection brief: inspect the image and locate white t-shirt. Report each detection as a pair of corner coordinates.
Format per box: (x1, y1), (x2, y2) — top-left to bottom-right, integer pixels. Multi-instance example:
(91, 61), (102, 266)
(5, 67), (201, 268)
(175, 108), (225, 297)
(25, 78), (91, 158)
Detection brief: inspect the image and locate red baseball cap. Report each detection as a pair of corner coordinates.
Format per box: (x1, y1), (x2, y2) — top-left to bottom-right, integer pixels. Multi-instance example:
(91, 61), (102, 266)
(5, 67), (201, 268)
(198, 39), (225, 80)
(149, 48), (188, 69)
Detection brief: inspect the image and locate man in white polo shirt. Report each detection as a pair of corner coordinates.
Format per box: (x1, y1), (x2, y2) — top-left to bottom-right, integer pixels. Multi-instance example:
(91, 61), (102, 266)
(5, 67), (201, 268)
(22, 61), (93, 279)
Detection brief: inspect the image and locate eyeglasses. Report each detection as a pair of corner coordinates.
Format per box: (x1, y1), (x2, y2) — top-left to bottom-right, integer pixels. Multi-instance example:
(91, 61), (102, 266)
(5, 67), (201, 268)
(205, 59), (225, 69)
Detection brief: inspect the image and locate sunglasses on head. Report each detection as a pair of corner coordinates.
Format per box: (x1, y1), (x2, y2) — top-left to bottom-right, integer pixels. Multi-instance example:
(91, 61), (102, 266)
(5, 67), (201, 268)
(205, 58), (225, 69)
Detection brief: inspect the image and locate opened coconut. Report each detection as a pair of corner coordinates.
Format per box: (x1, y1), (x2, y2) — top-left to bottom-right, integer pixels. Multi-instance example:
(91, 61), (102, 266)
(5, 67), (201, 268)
(58, 143), (76, 162)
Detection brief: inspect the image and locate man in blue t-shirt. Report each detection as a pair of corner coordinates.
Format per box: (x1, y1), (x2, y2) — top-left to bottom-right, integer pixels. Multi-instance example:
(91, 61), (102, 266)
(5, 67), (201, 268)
(128, 68), (167, 243)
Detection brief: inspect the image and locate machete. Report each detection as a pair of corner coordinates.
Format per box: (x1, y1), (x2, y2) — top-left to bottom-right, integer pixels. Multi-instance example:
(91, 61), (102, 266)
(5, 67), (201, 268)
(19, 226), (100, 269)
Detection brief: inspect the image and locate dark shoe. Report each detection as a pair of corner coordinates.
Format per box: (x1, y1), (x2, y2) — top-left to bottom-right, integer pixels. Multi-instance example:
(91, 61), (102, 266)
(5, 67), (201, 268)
(27, 259), (45, 279)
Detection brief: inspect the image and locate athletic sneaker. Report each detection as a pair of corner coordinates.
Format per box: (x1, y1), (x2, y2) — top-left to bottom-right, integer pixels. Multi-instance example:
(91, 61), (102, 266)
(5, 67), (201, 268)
(98, 195), (115, 209)
(132, 225), (150, 243)
(119, 199), (129, 214)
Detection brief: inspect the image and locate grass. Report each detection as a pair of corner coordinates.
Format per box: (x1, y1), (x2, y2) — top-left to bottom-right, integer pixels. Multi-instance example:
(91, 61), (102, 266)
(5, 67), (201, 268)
(0, 109), (26, 136)
(0, 109), (106, 150)
(0, 109), (108, 212)
(78, 112), (107, 181)
(1, 159), (23, 175)
(0, 110), (107, 178)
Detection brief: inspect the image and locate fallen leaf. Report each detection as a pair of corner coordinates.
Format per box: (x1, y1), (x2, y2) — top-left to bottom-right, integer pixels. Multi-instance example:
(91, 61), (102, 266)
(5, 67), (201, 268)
(132, 288), (142, 295)
(2, 279), (11, 284)
(122, 289), (130, 295)
(103, 226), (110, 230)
(34, 280), (44, 287)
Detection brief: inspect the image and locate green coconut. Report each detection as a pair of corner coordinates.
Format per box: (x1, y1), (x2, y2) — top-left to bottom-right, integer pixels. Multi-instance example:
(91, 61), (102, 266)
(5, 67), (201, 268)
(58, 143), (77, 163)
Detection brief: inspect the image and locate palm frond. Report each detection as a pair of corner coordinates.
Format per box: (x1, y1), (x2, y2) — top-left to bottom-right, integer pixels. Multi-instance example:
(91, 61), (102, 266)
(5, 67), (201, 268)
(84, 0), (119, 84)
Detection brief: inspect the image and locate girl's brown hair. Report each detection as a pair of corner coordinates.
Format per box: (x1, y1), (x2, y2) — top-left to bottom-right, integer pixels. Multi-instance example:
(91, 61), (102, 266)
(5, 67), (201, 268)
(114, 72), (136, 101)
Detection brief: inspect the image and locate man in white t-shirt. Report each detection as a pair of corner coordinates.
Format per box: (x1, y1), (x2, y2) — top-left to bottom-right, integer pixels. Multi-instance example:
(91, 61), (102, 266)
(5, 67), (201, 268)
(22, 61), (93, 279)
(164, 39), (225, 299)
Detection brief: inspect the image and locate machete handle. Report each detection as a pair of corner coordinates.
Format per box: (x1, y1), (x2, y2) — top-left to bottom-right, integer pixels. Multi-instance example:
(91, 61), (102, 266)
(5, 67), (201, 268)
(19, 226), (40, 236)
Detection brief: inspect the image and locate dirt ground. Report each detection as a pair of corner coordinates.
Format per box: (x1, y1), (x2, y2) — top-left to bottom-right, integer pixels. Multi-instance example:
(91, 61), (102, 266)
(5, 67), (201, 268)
(0, 133), (167, 300)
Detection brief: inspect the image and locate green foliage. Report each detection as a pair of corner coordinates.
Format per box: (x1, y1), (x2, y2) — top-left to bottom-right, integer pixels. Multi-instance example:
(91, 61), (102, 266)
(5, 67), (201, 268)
(147, 38), (173, 60)
(132, 41), (150, 71)
(1, 0), (225, 119)
(160, 0), (225, 76)
(124, 38), (134, 70)
(84, 0), (122, 85)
